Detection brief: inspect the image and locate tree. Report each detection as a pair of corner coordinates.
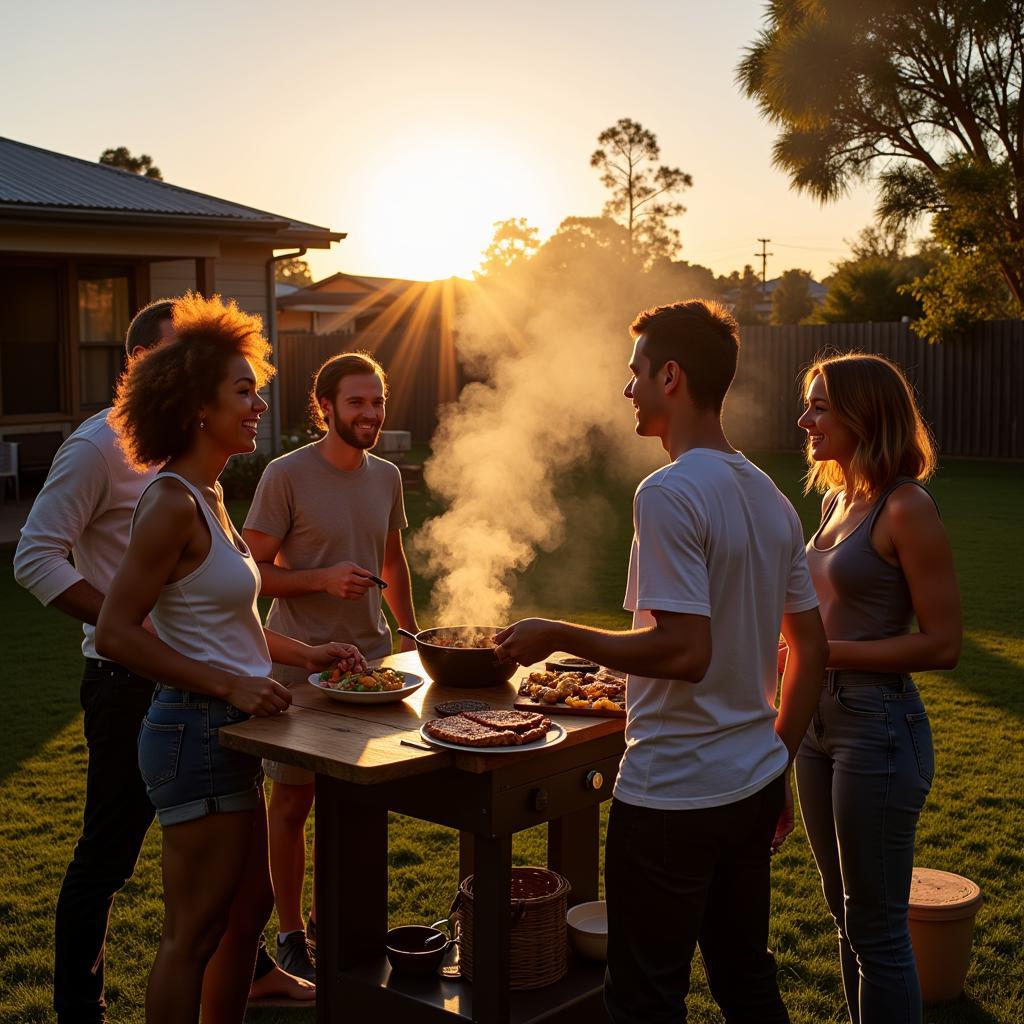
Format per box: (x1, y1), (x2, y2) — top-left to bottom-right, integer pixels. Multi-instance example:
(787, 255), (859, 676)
(533, 216), (631, 275)
(590, 118), (693, 266)
(818, 258), (925, 323)
(771, 269), (816, 324)
(98, 147), (162, 179)
(275, 257), (313, 288)
(720, 265), (765, 325)
(476, 218), (540, 278)
(737, 1), (1024, 337)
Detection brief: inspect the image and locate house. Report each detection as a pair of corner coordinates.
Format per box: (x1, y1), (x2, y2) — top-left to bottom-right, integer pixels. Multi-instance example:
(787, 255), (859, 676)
(722, 274), (829, 322)
(277, 271), (412, 336)
(0, 136), (343, 482)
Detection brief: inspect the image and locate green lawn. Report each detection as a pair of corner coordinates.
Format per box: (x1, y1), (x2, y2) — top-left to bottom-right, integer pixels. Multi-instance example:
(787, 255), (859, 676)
(1, 453), (1021, 1023)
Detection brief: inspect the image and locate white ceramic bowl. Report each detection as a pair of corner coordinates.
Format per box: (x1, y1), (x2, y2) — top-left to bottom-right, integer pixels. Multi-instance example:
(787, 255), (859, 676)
(566, 900), (608, 961)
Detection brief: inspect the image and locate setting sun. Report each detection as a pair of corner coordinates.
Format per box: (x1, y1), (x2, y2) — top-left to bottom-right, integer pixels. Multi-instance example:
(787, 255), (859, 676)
(342, 129), (553, 281)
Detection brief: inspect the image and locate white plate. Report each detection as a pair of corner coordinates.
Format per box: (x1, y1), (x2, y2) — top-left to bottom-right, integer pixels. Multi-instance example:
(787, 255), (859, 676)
(418, 720), (566, 753)
(308, 669), (424, 704)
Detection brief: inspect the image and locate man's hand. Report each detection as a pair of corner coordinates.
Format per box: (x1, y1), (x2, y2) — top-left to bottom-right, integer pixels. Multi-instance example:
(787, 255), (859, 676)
(494, 619), (560, 666)
(320, 562), (375, 600)
(224, 676), (293, 717)
(771, 773), (795, 855)
(306, 642), (367, 674)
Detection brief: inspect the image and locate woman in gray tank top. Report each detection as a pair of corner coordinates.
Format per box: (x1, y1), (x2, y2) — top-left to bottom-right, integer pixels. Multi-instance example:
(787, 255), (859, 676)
(96, 294), (365, 1024)
(793, 353), (961, 1023)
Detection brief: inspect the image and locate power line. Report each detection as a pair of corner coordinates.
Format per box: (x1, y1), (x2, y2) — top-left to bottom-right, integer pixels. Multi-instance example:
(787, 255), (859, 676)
(755, 238), (773, 299)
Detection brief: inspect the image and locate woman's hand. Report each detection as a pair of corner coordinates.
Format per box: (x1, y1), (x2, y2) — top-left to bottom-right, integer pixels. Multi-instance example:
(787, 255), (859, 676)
(306, 642), (367, 674)
(225, 675), (293, 716)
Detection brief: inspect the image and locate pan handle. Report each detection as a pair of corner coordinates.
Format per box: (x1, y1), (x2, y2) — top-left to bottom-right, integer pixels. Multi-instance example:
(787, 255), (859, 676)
(396, 627), (419, 643)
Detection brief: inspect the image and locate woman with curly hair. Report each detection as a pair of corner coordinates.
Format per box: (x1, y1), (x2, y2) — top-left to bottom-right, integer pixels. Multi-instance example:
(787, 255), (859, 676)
(96, 293), (365, 1024)
(793, 353), (961, 1023)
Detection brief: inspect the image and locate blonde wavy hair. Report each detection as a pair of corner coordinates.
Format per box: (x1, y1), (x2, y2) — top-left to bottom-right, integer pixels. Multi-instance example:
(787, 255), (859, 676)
(802, 353), (936, 500)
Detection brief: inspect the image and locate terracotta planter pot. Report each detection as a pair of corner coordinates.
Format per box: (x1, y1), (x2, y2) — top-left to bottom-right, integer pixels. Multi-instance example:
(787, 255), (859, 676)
(908, 867), (983, 1004)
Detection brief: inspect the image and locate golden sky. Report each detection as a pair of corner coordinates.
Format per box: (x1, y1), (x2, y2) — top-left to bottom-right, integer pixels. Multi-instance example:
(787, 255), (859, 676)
(5, 0), (887, 282)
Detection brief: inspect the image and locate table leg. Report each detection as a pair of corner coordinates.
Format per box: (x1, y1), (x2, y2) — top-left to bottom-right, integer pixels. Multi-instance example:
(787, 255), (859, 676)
(315, 776), (388, 1024)
(547, 803), (600, 906)
(471, 834), (511, 1023)
(459, 830), (475, 882)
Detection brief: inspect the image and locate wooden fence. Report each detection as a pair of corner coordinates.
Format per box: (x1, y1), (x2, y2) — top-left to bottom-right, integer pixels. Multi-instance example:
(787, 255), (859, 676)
(278, 321), (1023, 459)
(726, 320), (1023, 459)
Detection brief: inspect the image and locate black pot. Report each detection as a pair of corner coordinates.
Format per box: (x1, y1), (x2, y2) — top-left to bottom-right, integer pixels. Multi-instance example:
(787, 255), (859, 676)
(397, 625), (516, 689)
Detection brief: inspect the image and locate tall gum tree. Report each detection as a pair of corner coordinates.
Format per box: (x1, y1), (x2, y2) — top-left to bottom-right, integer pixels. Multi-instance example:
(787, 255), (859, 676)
(737, 0), (1024, 337)
(590, 118), (693, 267)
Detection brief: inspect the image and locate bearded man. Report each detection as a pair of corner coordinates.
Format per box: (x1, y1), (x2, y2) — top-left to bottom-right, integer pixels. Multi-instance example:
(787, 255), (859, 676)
(242, 351), (419, 981)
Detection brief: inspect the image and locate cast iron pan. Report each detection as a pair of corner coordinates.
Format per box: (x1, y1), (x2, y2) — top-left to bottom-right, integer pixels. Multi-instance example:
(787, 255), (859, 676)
(397, 625), (516, 688)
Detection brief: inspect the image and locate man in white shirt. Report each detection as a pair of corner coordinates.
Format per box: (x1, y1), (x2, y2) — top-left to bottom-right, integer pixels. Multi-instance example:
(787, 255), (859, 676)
(14, 300), (175, 1024)
(496, 300), (828, 1023)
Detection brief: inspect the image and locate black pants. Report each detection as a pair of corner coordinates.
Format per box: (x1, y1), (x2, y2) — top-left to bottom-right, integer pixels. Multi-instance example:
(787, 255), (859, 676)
(604, 775), (789, 1024)
(54, 659), (155, 1024)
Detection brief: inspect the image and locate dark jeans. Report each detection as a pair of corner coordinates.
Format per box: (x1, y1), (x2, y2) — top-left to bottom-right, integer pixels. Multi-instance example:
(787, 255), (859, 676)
(795, 674), (933, 1024)
(54, 659), (155, 1024)
(604, 775), (789, 1024)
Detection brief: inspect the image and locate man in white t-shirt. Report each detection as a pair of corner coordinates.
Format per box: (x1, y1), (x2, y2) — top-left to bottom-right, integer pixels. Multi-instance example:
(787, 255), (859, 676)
(496, 300), (828, 1023)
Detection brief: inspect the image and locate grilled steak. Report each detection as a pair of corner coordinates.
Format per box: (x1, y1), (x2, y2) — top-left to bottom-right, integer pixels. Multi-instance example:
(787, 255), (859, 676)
(423, 715), (521, 747)
(464, 709), (549, 732)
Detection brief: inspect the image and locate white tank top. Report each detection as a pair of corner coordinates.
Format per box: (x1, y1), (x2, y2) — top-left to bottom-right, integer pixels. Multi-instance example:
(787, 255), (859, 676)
(136, 471), (272, 682)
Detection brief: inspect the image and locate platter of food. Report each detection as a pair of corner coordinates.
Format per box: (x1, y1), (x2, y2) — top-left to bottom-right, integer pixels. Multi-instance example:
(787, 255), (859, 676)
(514, 669), (627, 718)
(419, 710), (566, 753)
(308, 666), (424, 704)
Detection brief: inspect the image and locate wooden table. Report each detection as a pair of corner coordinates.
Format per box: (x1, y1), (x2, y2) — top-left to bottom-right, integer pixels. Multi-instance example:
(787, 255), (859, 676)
(220, 651), (625, 1024)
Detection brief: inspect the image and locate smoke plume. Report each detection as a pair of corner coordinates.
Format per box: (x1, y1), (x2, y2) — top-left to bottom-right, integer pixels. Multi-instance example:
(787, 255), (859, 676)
(410, 249), (696, 626)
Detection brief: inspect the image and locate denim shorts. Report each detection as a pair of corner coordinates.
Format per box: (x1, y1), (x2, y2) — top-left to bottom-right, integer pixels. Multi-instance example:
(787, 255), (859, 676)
(138, 686), (263, 827)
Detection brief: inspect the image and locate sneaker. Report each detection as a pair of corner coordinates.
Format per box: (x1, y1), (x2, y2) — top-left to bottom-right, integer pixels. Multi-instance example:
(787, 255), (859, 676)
(276, 930), (316, 983)
(306, 918), (317, 949)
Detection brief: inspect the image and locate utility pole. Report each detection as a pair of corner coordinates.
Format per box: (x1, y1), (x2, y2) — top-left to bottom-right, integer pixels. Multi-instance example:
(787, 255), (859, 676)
(755, 238), (773, 301)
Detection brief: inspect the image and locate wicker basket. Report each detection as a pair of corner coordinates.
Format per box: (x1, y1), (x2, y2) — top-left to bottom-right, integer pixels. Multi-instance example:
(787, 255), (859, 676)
(453, 866), (571, 989)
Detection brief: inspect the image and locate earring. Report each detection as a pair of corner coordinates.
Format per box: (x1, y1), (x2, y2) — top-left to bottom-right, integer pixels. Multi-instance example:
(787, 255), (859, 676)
(199, 419), (206, 430)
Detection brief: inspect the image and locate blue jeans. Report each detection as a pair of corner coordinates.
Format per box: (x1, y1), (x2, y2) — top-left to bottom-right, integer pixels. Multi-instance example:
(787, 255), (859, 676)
(139, 686), (262, 827)
(795, 673), (933, 1024)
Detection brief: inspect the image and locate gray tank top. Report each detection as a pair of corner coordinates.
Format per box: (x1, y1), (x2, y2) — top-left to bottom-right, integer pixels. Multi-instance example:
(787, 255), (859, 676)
(805, 478), (934, 642)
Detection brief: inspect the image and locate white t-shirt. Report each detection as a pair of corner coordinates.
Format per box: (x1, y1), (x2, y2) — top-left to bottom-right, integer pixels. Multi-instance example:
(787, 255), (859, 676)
(13, 409), (155, 660)
(613, 449), (819, 810)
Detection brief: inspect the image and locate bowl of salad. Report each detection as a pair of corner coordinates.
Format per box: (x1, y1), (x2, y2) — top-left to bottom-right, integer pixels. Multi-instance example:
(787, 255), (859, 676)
(307, 665), (425, 704)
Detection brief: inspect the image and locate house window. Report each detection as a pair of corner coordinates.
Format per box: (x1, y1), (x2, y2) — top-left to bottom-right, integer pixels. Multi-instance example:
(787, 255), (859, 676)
(0, 266), (63, 416)
(79, 266), (132, 409)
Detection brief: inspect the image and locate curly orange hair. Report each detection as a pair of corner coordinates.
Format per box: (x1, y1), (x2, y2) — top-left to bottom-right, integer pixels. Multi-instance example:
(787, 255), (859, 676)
(111, 292), (274, 470)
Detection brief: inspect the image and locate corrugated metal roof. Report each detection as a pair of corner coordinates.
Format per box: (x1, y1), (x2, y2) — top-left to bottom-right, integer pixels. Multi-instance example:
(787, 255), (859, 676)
(0, 136), (335, 236)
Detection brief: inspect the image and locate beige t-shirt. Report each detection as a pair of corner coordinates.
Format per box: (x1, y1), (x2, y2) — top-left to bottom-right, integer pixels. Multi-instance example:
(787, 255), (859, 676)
(244, 443), (408, 681)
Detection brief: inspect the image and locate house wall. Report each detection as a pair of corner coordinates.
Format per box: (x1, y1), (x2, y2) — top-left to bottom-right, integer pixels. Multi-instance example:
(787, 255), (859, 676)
(2, 233), (278, 469)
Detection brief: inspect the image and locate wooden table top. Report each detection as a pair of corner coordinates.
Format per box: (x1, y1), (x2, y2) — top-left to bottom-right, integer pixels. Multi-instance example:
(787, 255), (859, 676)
(219, 651), (625, 785)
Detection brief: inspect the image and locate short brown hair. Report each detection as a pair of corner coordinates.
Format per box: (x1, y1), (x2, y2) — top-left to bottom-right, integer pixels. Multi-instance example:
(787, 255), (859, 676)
(125, 298), (174, 355)
(630, 300), (739, 413)
(111, 292), (275, 470)
(802, 353), (937, 500)
(309, 352), (388, 432)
